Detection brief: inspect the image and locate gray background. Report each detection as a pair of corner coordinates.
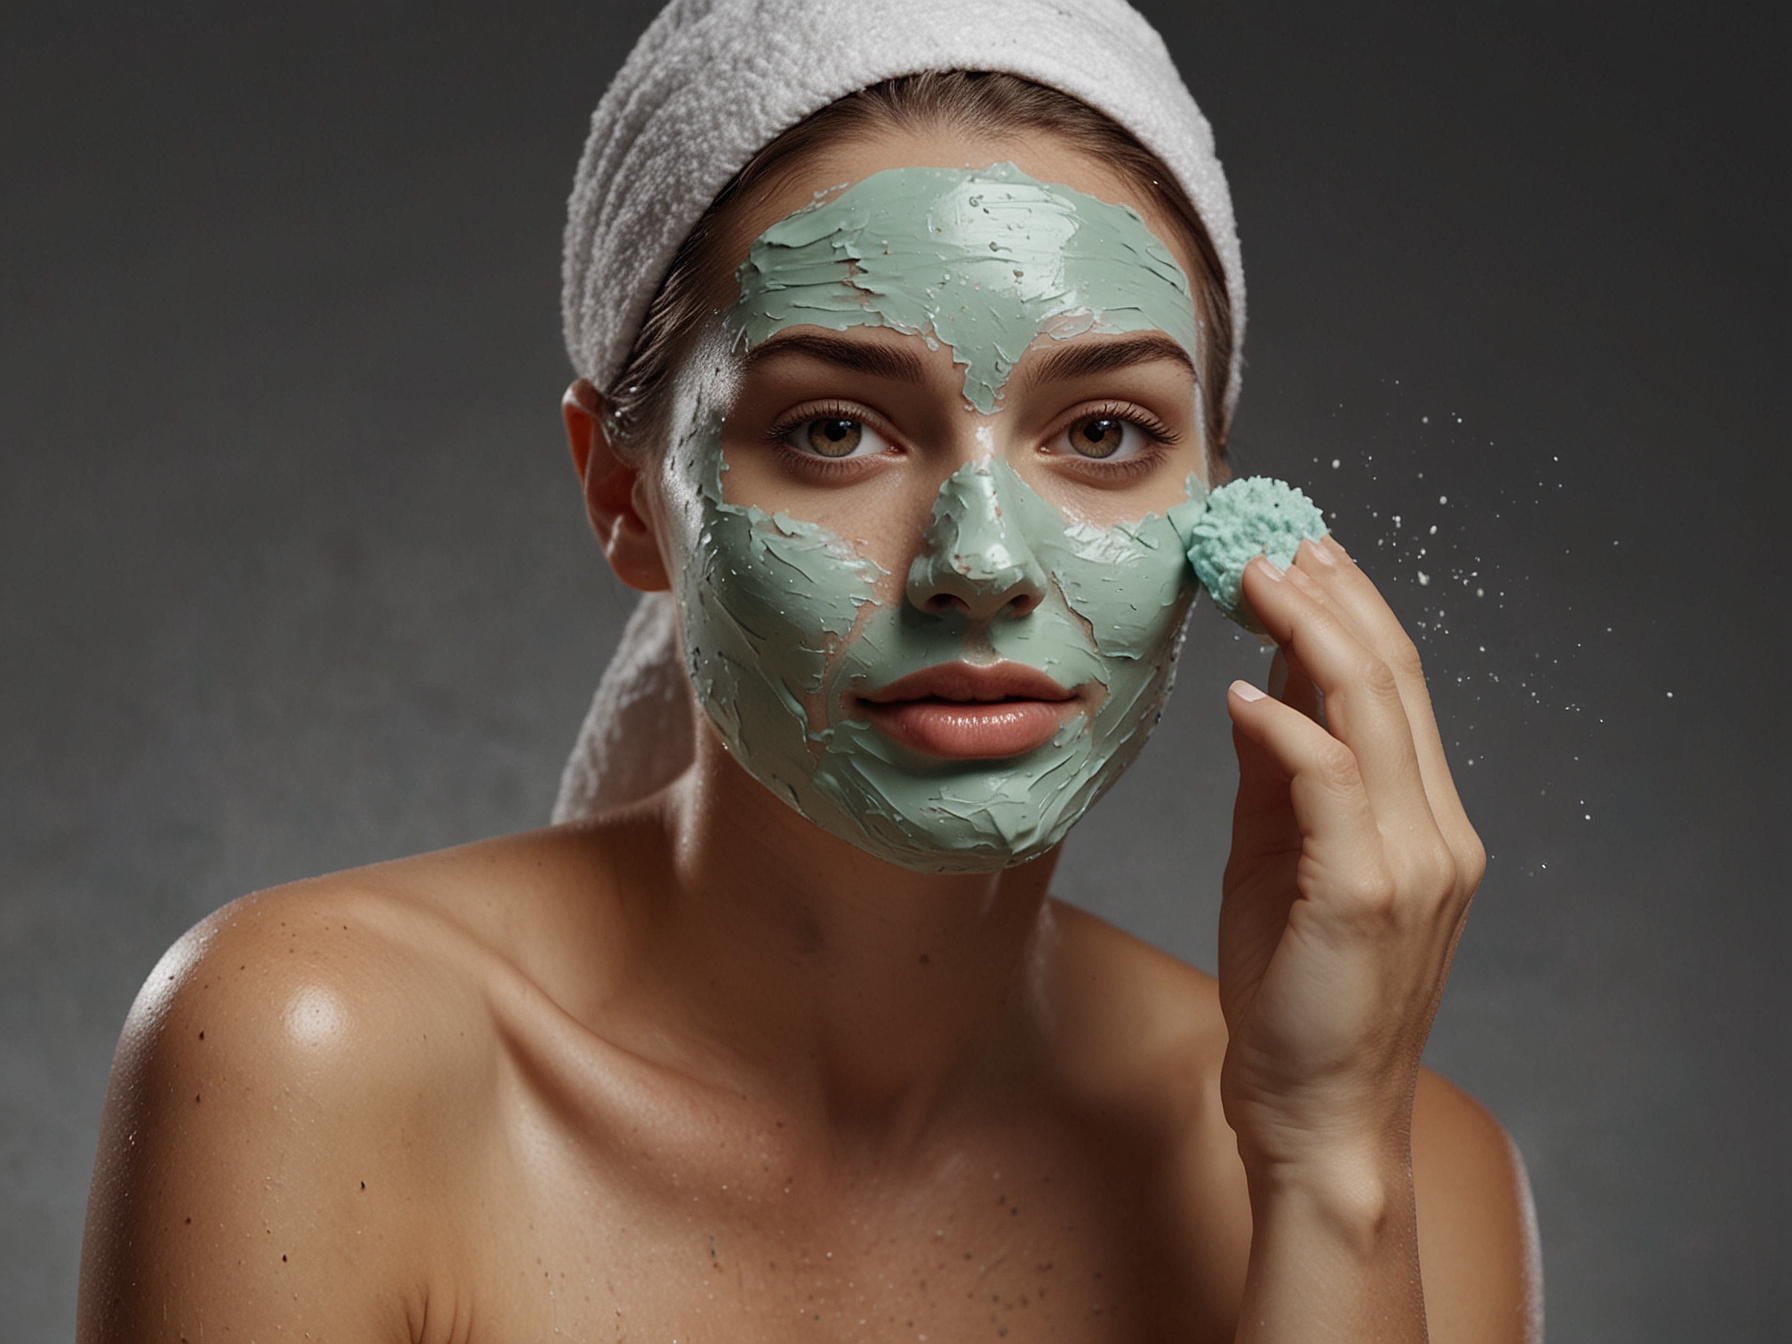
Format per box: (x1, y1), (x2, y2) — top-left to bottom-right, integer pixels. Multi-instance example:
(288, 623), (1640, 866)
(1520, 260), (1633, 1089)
(2, 1), (1784, 1337)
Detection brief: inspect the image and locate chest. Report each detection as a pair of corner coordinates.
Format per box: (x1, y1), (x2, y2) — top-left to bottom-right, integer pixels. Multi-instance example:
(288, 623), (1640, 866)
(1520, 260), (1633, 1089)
(436, 1110), (1245, 1343)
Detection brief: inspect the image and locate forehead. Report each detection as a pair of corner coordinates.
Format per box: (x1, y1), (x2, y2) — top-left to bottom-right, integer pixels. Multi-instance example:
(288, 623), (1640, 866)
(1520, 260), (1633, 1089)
(712, 127), (1203, 305)
(728, 159), (1199, 415)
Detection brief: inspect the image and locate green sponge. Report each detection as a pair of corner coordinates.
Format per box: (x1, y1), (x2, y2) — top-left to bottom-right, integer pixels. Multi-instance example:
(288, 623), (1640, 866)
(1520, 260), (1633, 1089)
(1182, 476), (1329, 630)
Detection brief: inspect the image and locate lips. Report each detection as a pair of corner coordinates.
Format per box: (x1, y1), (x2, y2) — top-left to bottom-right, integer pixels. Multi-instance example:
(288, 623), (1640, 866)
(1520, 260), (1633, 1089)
(855, 663), (1081, 759)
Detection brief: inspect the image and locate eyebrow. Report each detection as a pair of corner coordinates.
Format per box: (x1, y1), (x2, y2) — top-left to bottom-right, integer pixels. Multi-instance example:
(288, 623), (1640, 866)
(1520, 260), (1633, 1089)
(742, 331), (927, 383)
(1022, 333), (1196, 387)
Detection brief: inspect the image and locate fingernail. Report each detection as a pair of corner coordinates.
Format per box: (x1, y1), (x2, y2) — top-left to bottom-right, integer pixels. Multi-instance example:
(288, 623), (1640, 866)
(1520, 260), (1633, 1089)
(1252, 556), (1284, 581)
(1324, 533), (1352, 562)
(1230, 680), (1267, 702)
(1304, 536), (1337, 567)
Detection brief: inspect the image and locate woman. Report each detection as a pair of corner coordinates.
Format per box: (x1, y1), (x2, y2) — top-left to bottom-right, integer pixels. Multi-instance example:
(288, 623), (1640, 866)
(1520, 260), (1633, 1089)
(79, 1), (1540, 1338)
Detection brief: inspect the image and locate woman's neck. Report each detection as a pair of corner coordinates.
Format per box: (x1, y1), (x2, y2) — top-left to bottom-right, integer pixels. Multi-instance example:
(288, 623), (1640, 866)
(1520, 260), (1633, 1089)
(624, 730), (1060, 1145)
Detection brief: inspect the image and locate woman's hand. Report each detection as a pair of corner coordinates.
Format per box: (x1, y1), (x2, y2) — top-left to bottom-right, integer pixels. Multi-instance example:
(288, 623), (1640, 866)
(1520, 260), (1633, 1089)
(1218, 532), (1486, 1341)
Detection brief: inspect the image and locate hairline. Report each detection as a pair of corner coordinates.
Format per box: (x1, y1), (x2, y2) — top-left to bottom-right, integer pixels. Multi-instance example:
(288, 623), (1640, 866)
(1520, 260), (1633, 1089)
(602, 73), (1235, 469)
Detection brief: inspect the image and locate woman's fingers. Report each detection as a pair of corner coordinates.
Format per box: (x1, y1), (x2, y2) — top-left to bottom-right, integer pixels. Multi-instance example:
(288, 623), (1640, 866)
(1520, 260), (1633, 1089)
(1268, 646), (1323, 725)
(1227, 690), (1307, 867)
(1292, 536), (1484, 881)
(1240, 556), (1438, 843)
(1227, 680), (1387, 889)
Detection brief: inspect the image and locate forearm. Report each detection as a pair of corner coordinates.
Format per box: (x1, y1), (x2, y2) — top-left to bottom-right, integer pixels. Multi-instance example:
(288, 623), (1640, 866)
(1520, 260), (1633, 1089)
(1234, 1148), (1427, 1344)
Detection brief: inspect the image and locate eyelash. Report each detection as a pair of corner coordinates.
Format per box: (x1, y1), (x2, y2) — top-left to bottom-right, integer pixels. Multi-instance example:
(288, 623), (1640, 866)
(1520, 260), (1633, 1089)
(766, 400), (897, 477)
(764, 400), (1184, 480)
(1054, 401), (1182, 479)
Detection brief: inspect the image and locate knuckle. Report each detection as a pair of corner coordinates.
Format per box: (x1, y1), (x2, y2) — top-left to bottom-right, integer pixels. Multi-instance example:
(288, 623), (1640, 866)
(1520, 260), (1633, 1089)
(1458, 833), (1489, 893)
(1340, 872), (1400, 924)
(1360, 835), (1464, 928)
(1353, 653), (1402, 705)
(1311, 740), (1363, 795)
(1416, 833), (1459, 883)
(1310, 853), (1399, 922)
(1408, 842), (1461, 907)
(1384, 631), (1425, 680)
(1385, 812), (1450, 864)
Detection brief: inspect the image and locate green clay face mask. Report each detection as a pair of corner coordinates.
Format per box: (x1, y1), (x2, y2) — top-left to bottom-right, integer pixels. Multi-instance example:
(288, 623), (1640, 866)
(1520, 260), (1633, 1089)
(661, 165), (1209, 873)
(732, 163), (1203, 415)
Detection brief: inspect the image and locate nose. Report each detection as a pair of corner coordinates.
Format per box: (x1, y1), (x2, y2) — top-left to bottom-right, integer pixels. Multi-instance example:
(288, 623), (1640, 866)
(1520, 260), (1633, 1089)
(905, 460), (1048, 621)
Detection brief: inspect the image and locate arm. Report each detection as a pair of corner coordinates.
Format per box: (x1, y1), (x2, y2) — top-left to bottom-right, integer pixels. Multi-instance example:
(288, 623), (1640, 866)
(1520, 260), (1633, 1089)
(1217, 535), (1535, 1343)
(77, 893), (486, 1343)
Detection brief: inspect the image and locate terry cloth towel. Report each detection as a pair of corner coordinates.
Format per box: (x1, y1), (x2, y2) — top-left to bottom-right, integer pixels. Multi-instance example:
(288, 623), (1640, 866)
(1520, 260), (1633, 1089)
(553, 0), (1243, 825)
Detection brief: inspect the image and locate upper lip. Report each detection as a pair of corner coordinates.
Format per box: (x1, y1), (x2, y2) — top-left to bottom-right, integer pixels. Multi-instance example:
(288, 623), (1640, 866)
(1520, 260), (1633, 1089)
(858, 662), (1075, 705)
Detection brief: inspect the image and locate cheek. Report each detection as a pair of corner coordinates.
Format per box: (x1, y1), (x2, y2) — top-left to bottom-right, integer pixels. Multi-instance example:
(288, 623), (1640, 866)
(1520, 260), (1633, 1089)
(1023, 465), (1208, 533)
(1034, 483), (1203, 691)
(716, 447), (943, 586)
(681, 457), (888, 718)
(1054, 535), (1193, 659)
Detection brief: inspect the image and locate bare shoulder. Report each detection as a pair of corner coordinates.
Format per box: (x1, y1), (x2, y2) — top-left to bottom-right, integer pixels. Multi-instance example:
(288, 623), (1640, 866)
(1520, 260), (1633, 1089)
(78, 825), (624, 1343)
(1043, 897), (1230, 1097)
(1040, 899), (1252, 1292)
(1037, 899), (1236, 1164)
(1414, 1069), (1545, 1343)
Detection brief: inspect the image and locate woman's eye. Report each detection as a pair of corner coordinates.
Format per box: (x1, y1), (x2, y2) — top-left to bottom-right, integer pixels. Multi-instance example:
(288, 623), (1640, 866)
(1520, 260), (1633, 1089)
(1062, 415), (1149, 461)
(783, 416), (888, 460)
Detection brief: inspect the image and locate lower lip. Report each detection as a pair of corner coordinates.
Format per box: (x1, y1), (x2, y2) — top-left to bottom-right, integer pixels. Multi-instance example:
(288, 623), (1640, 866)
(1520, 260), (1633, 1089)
(858, 698), (1078, 759)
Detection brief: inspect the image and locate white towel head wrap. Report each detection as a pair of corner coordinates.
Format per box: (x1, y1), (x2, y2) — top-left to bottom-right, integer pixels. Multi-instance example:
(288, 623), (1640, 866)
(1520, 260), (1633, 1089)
(562, 0), (1244, 422)
(553, 0), (1245, 824)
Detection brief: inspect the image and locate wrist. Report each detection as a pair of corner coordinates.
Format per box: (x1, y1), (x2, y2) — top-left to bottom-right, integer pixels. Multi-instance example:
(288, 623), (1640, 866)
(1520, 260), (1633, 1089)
(1231, 1144), (1429, 1344)
(1241, 1144), (1415, 1255)
(1223, 1066), (1421, 1184)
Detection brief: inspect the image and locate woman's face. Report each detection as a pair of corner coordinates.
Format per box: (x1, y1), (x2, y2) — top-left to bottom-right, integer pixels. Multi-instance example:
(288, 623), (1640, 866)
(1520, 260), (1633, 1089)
(649, 130), (1214, 872)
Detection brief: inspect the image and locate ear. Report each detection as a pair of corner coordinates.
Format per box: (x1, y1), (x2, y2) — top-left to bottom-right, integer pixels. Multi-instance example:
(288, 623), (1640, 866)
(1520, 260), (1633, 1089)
(562, 379), (671, 593)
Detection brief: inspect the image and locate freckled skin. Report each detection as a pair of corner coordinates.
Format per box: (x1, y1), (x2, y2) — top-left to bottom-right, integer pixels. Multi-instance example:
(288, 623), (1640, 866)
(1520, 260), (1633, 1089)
(81, 835), (1265, 1341)
(78, 129), (1540, 1344)
(79, 829), (1531, 1342)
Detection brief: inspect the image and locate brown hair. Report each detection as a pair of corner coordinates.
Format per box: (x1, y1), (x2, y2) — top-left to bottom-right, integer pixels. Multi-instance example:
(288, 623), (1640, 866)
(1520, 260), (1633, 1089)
(603, 70), (1235, 462)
